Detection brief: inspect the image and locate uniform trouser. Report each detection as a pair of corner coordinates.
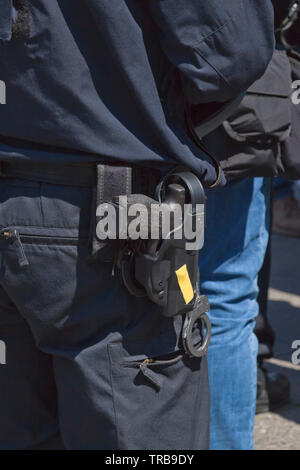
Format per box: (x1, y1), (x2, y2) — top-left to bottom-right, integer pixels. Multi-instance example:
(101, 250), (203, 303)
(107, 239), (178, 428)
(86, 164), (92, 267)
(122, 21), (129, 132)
(199, 177), (271, 450)
(0, 174), (209, 450)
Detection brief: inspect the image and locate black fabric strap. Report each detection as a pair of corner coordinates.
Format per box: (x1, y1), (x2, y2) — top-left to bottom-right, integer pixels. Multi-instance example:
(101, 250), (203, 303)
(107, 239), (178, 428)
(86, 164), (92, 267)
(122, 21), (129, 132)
(0, 161), (95, 187)
(96, 163), (132, 205)
(92, 163), (132, 256)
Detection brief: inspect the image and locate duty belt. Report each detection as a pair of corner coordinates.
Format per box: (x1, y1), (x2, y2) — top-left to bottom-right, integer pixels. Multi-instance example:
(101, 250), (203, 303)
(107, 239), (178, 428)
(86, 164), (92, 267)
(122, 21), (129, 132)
(0, 160), (160, 193)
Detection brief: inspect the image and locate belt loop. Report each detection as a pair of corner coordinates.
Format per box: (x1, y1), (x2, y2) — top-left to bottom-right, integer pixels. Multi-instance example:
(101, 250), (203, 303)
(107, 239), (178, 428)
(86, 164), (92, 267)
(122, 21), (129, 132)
(90, 163), (133, 258)
(90, 164), (106, 257)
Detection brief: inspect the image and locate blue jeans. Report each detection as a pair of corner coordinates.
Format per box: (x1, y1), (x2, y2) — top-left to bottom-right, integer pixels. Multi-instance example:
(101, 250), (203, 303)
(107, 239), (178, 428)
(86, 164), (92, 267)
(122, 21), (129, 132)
(199, 177), (271, 450)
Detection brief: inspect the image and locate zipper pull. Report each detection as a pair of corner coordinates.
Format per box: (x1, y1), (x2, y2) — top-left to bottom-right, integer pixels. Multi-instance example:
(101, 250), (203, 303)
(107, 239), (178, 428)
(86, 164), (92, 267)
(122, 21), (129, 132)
(3, 230), (29, 268)
(139, 359), (162, 391)
(140, 359), (153, 367)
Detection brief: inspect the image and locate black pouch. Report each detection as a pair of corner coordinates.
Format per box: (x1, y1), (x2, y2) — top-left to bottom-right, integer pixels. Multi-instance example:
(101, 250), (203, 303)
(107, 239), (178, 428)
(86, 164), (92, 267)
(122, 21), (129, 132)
(223, 50), (292, 144)
(219, 50), (293, 181)
(280, 49), (300, 180)
(0, 0), (13, 41)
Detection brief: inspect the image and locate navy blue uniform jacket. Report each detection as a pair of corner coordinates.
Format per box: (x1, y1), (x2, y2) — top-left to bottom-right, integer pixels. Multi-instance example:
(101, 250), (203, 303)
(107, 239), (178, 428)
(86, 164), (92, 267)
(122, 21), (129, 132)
(0, 0), (274, 186)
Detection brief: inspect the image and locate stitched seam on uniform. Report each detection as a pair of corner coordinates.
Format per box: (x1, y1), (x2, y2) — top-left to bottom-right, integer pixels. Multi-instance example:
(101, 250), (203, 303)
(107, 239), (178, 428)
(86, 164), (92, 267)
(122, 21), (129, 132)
(126, 168), (129, 194)
(38, 182), (46, 228)
(190, 17), (232, 48)
(107, 345), (120, 450)
(126, 167), (131, 195)
(193, 45), (231, 88)
(99, 165), (105, 204)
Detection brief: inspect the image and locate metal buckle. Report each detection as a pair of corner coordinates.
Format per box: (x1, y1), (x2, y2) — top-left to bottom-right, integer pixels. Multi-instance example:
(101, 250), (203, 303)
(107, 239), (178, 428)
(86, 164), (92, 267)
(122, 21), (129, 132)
(182, 296), (211, 358)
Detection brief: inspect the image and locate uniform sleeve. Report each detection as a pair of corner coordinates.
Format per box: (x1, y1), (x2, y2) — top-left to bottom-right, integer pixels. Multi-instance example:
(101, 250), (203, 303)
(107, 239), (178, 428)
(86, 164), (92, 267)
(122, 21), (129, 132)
(148, 0), (275, 104)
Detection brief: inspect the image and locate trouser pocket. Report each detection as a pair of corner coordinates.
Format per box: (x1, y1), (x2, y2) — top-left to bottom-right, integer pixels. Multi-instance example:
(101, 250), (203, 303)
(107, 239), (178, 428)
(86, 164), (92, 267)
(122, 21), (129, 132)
(0, 0), (13, 41)
(123, 351), (184, 391)
(108, 342), (209, 450)
(0, 229), (89, 267)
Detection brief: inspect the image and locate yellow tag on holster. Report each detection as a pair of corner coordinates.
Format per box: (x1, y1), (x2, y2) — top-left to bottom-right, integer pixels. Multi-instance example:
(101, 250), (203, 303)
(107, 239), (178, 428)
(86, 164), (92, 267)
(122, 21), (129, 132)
(175, 264), (194, 305)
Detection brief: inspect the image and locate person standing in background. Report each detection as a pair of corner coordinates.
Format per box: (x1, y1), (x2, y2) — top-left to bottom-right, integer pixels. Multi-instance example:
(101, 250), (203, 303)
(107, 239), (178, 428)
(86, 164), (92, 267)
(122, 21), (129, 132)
(0, 1), (274, 449)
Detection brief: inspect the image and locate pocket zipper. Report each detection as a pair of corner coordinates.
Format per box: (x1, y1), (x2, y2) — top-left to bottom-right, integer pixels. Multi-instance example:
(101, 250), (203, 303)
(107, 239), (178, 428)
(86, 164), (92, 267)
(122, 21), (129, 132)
(139, 355), (183, 368)
(123, 353), (183, 369)
(1, 229), (88, 267)
(123, 354), (183, 391)
(2, 229), (88, 245)
(2, 229), (29, 267)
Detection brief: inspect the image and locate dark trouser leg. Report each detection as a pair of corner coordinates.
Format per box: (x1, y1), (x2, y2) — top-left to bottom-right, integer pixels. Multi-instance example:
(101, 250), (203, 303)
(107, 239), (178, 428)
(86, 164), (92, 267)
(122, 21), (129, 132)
(0, 283), (64, 449)
(255, 234), (275, 360)
(0, 176), (209, 450)
(255, 187), (290, 413)
(255, 189), (275, 361)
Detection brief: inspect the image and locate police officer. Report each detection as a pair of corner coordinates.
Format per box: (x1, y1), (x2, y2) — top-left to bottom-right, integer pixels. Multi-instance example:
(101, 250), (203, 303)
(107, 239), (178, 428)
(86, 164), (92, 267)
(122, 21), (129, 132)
(0, 1), (274, 450)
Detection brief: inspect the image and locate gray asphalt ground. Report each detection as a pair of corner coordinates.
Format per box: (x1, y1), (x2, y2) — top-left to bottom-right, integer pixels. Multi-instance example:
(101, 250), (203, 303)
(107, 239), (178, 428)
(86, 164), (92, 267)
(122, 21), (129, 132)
(254, 234), (300, 450)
